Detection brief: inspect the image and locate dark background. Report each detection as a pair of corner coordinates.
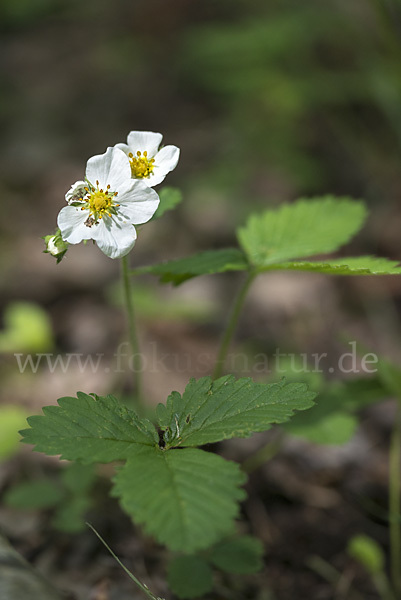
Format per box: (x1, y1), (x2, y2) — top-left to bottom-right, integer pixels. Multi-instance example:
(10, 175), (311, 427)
(1, 1), (401, 598)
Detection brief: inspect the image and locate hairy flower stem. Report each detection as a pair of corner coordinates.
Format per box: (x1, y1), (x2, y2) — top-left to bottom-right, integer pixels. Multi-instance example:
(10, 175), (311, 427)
(121, 255), (142, 411)
(212, 271), (257, 380)
(389, 399), (401, 597)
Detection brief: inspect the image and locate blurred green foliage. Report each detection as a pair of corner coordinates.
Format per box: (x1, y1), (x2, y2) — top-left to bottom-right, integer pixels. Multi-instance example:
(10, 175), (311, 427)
(348, 534), (385, 575)
(0, 302), (53, 354)
(0, 406), (28, 459)
(5, 463), (96, 532)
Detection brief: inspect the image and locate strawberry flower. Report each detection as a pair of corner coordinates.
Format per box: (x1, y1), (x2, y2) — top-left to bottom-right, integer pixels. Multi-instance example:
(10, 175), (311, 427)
(57, 147), (159, 259)
(115, 130), (180, 187)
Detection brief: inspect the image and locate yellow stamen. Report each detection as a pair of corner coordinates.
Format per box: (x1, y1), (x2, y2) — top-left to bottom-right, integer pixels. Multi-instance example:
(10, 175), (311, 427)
(129, 150), (155, 179)
(81, 182), (120, 226)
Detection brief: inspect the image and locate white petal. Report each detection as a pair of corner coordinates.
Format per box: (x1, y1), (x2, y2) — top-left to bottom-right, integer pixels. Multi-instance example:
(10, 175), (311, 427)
(90, 215), (137, 259)
(148, 145), (180, 186)
(117, 181), (160, 224)
(65, 180), (86, 203)
(126, 131), (163, 157)
(57, 206), (93, 244)
(85, 147), (131, 191)
(114, 143), (130, 155)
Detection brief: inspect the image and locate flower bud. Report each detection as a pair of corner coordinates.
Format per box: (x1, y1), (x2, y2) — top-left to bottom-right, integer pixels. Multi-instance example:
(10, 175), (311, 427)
(43, 230), (68, 263)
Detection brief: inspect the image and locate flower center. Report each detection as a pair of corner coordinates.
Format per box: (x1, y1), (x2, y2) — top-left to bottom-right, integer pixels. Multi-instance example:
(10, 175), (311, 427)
(89, 190), (111, 213)
(80, 181), (120, 225)
(128, 150), (155, 179)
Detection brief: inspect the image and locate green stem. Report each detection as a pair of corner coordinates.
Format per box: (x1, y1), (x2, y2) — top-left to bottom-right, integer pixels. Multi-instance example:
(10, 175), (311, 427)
(389, 399), (401, 597)
(121, 255), (142, 410)
(212, 271), (257, 380)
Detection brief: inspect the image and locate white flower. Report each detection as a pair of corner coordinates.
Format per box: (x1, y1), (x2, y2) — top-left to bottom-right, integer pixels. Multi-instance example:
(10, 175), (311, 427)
(57, 147), (159, 259)
(115, 130), (179, 187)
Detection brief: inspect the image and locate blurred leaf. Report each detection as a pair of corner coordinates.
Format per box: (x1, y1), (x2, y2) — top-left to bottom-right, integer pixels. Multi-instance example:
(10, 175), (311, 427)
(237, 198), (367, 267)
(282, 408), (358, 445)
(0, 406), (28, 459)
(267, 256), (401, 275)
(157, 376), (316, 448)
(5, 480), (64, 510)
(274, 359), (385, 444)
(113, 445), (246, 553)
(108, 281), (214, 323)
(152, 187), (183, 220)
(20, 392), (158, 463)
(210, 535), (264, 574)
(52, 495), (91, 533)
(348, 534), (385, 575)
(167, 555), (213, 599)
(0, 302), (53, 353)
(61, 462), (96, 494)
(136, 248), (248, 285)
(378, 359), (401, 397)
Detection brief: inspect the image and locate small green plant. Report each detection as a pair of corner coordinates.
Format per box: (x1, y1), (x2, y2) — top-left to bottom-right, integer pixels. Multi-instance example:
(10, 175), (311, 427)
(20, 379), (314, 553)
(19, 130), (401, 598)
(5, 463), (96, 533)
(348, 534), (395, 600)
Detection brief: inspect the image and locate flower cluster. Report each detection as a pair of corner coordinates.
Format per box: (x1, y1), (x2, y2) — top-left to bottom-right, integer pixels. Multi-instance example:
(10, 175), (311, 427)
(47, 131), (179, 260)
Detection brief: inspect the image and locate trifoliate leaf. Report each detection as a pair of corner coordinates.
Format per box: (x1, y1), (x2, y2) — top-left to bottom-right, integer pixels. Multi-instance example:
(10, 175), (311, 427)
(152, 187), (183, 219)
(20, 393), (158, 463)
(167, 556), (213, 599)
(348, 535), (385, 575)
(135, 248), (248, 285)
(5, 480), (64, 510)
(237, 197), (367, 267)
(113, 445), (246, 553)
(265, 256), (401, 275)
(158, 376), (316, 448)
(210, 535), (264, 574)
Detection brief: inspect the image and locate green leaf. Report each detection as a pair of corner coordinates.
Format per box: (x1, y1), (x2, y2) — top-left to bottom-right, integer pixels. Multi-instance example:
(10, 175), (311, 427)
(152, 187), (183, 220)
(20, 393), (158, 463)
(167, 556), (213, 599)
(265, 256), (401, 275)
(157, 376), (316, 447)
(210, 535), (264, 574)
(113, 445), (246, 553)
(237, 197), (367, 267)
(135, 248), (248, 285)
(5, 480), (64, 509)
(348, 535), (385, 575)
